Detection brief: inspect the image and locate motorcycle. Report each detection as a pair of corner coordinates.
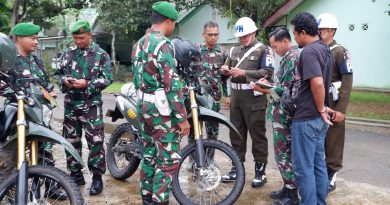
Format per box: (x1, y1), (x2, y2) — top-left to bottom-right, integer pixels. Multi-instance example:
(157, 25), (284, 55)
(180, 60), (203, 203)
(105, 37), (245, 204)
(0, 76), (84, 205)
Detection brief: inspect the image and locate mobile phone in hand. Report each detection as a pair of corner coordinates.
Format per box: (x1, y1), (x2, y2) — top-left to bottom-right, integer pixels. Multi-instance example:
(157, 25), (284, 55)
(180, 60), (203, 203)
(67, 78), (76, 84)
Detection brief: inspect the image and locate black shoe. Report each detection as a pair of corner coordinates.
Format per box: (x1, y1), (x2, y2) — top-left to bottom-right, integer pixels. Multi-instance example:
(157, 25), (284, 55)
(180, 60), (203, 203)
(270, 187), (289, 199)
(221, 166), (236, 183)
(328, 168), (337, 193)
(142, 195), (154, 205)
(70, 171), (85, 186)
(252, 162), (267, 188)
(272, 197), (299, 205)
(89, 174), (103, 195)
(271, 188), (299, 205)
(44, 181), (68, 201)
(329, 183), (336, 193)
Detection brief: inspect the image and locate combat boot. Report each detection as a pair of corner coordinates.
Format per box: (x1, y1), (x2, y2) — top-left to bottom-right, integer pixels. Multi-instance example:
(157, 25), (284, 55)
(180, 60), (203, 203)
(89, 173), (103, 195)
(328, 169), (337, 193)
(70, 171), (85, 186)
(142, 195), (154, 205)
(271, 188), (299, 205)
(221, 165), (237, 183)
(252, 162), (267, 187)
(44, 180), (68, 201)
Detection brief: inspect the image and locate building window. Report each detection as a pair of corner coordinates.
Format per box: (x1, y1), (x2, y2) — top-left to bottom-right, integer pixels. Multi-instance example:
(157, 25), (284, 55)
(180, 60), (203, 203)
(362, 23), (368, 31)
(349, 24), (355, 31)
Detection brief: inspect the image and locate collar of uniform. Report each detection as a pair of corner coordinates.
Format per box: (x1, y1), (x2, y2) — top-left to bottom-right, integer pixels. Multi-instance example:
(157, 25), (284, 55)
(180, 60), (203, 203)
(77, 42), (97, 54)
(329, 40), (338, 47)
(146, 27), (163, 35)
(282, 45), (298, 60)
(239, 40), (258, 49)
(200, 43), (220, 52)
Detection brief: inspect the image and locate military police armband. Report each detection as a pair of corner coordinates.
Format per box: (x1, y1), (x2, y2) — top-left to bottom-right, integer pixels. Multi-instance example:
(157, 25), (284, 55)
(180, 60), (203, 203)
(260, 47), (274, 68)
(339, 49), (352, 74)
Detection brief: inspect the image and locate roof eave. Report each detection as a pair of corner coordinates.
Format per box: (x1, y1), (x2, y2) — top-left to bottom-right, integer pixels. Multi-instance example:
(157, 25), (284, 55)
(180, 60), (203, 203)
(262, 0), (305, 30)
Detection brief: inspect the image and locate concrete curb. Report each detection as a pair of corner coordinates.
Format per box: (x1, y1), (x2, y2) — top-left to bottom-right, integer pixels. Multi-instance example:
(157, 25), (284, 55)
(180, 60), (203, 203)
(346, 117), (390, 128)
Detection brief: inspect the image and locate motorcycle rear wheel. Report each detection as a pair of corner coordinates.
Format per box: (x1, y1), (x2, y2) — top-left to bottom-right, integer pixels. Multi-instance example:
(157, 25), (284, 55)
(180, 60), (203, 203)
(107, 123), (141, 180)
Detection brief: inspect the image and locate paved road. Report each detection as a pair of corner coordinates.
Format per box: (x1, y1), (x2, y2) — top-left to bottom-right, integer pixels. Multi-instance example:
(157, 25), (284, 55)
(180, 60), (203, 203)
(2, 93), (390, 204)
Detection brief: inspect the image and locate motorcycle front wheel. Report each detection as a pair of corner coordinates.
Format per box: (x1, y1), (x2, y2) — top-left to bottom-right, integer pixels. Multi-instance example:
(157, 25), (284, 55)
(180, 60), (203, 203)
(172, 140), (245, 205)
(0, 165), (84, 205)
(106, 123), (141, 180)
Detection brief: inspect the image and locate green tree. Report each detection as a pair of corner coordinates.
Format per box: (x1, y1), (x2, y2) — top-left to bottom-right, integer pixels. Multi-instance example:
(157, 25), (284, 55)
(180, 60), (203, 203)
(8, 0), (90, 34)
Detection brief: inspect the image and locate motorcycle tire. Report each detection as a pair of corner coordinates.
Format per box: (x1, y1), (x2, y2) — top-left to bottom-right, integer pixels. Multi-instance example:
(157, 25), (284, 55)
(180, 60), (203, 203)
(107, 123), (141, 180)
(172, 140), (245, 205)
(0, 165), (84, 205)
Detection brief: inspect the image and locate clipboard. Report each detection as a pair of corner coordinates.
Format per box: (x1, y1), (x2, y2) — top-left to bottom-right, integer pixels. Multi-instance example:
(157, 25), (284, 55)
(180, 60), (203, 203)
(255, 81), (275, 89)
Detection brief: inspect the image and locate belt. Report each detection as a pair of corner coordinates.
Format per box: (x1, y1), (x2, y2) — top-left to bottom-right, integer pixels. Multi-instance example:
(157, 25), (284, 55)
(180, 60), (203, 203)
(138, 92), (155, 103)
(231, 83), (252, 90)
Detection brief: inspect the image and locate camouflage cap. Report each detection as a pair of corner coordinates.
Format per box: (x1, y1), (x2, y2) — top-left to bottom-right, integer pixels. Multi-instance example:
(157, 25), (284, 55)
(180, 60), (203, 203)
(12, 23), (40, 36)
(70, 20), (91, 34)
(152, 1), (179, 21)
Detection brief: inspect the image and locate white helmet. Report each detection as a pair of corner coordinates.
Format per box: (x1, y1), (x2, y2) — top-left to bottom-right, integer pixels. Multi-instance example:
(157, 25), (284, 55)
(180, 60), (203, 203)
(317, 13), (338, 29)
(234, 17), (257, 37)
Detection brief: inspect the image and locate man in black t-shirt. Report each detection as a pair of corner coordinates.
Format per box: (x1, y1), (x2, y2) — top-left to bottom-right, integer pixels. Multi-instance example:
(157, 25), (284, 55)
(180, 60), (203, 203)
(290, 12), (334, 205)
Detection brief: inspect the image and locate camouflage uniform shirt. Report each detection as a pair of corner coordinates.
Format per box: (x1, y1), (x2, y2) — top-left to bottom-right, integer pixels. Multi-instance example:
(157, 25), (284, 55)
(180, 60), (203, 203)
(267, 46), (299, 127)
(132, 29), (186, 124)
(197, 43), (228, 100)
(55, 42), (113, 108)
(1, 54), (53, 98)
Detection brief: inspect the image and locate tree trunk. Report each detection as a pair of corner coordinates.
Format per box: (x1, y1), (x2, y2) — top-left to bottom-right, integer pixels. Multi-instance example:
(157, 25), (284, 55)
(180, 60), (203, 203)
(111, 30), (119, 80)
(10, 0), (20, 35)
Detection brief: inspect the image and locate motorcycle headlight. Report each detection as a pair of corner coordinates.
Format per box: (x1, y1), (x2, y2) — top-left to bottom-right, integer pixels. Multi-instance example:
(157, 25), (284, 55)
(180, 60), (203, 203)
(42, 104), (53, 127)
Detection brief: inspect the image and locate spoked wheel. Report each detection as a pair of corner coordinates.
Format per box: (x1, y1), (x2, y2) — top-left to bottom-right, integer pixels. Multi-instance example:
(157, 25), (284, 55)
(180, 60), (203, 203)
(173, 140), (245, 205)
(0, 165), (83, 205)
(107, 123), (141, 180)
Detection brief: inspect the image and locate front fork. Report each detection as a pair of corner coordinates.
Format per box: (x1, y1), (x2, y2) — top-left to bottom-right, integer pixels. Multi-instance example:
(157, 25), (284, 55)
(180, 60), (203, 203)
(189, 88), (205, 168)
(15, 96), (39, 205)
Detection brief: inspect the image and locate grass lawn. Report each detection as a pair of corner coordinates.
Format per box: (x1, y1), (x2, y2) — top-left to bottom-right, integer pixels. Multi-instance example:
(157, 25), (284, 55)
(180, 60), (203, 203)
(347, 91), (390, 120)
(103, 81), (125, 93)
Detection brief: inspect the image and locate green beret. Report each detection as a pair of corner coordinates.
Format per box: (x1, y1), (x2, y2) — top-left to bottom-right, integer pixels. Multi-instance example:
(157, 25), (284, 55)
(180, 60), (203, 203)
(70, 20), (91, 34)
(152, 1), (179, 21)
(12, 23), (40, 36)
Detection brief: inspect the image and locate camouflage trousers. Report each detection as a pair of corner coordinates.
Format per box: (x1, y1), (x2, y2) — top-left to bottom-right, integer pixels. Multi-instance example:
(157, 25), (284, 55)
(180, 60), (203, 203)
(38, 142), (55, 166)
(139, 121), (181, 203)
(272, 122), (297, 189)
(205, 101), (220, 140)
(63, 105), (106, 174)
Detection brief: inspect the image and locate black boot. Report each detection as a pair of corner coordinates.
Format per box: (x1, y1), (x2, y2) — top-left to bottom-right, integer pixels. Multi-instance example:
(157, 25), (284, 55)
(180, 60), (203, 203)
(270, 187), (289, 199)
(89, 174), (103, 195)
(252, 162), (267, 187)
(142, 195), (154, 205)
(44, 180), (68, 201)
(271, 188), (299, 205)
(70, 171), (85, 186)
(328, 168), (337, 193)
(221, 165), (237, 183)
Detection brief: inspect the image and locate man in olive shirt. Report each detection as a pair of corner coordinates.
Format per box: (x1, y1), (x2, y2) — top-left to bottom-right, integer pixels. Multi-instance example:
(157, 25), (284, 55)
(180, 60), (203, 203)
(221, 17), (274, 188)
(317, 13), (353, 192)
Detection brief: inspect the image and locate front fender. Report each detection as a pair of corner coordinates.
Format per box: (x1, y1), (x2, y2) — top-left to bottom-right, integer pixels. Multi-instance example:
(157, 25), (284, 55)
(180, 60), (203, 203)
(4, 122), (84, 167)
(189, 106), (243, 140)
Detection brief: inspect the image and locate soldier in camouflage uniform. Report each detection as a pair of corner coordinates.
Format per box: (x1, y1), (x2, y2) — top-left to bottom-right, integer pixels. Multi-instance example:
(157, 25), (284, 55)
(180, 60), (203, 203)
(132, 2), (190, 204)
(187, 21), (227, 169)
(251, 27), (299, 205)
(0, 23), (68, 200)
(55, 20), (113, 196)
